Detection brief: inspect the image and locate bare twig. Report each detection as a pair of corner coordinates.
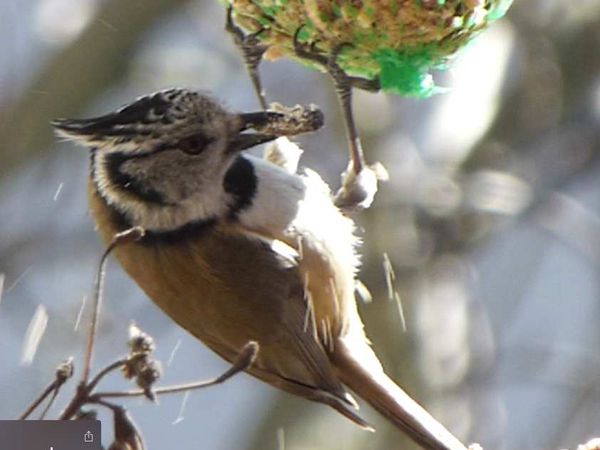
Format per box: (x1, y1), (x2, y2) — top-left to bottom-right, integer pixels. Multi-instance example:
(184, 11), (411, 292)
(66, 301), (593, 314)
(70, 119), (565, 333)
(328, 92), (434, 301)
(92, 341), (259, 399)
(60, 338), (257, 418)
(19, 380), (60, 420)
(86, 358), (129, 393)
(58, 227), (258, 422)
(61, 228), (144, 420)
(38, 387), (60, 419)
(82, 227), (144, 384)
(19, 358), (74, 419)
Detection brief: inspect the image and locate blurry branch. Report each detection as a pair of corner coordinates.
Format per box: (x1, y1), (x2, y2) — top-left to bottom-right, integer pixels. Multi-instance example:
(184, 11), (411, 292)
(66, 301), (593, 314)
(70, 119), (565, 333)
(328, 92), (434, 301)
(535, 188), (600, 266)
(425, 13), (600, 256)
(465, 13), (600, 169)
(0, 0), (192, 180)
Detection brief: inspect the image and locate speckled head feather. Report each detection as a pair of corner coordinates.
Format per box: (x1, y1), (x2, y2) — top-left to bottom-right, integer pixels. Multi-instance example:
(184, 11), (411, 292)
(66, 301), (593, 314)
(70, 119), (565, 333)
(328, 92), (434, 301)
(52, 88), (237, 154)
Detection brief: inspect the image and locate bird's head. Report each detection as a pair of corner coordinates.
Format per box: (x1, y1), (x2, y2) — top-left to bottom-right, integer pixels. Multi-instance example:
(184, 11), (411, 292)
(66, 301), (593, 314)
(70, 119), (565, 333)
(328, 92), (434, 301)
(53, 88), (322, 232)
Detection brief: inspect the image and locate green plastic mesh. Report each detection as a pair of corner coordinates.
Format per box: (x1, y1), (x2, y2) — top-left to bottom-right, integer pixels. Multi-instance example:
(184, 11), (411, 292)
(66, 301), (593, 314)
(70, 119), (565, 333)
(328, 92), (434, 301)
(226, 0), (513, 97)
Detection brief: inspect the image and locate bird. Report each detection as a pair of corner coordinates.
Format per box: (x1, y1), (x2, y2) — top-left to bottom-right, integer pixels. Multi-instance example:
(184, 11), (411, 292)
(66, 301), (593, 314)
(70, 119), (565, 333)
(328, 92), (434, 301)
(53, 88), (466, 450)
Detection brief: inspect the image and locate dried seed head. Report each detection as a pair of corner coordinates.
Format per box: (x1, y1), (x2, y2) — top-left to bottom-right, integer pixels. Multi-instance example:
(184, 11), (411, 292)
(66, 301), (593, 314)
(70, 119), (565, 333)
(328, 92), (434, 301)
(232, 341), (259, 372)
(127, 323), (155, 355)
(121, 356), (138, 380)
(55, 357), (74, 383)
(135, 359), (162, 401)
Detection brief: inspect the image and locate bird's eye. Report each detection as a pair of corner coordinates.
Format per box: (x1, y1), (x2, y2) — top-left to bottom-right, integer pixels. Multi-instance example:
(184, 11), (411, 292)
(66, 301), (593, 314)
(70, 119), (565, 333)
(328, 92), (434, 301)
(177, 134), (212, 155)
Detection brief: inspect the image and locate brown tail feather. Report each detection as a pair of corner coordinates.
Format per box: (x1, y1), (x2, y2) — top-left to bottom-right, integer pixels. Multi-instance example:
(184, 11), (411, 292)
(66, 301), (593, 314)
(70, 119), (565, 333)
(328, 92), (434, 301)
(318, 391), (376, 432)
(332, 340), (468, 450)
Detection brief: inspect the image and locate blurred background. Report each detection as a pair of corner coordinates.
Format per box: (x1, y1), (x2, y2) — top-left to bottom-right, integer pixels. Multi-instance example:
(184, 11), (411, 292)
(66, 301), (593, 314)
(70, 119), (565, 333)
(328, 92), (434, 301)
(0, 0), (599, 449)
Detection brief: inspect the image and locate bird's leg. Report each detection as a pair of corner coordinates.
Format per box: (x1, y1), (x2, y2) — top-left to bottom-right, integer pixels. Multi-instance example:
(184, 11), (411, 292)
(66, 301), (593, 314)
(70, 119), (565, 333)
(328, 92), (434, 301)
(327, 45), (383, 211)
(293, 29), (384, 211)
(292, 26), (329, 66)
(226, 5), (269, 109)
(329, 43), (367, 175)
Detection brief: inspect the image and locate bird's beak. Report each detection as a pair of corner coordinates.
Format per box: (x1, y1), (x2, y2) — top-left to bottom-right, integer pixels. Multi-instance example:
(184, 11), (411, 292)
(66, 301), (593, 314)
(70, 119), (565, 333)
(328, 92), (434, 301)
(228, 111), (284, 152)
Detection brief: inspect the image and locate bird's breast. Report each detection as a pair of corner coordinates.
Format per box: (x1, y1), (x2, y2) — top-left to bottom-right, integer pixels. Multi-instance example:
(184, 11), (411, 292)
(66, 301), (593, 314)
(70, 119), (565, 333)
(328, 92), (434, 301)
(236, 157), (361, 338)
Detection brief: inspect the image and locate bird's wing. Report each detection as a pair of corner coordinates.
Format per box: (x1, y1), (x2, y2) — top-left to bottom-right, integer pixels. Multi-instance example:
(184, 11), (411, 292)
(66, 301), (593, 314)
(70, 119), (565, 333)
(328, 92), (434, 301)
(177, 226), (349, 398)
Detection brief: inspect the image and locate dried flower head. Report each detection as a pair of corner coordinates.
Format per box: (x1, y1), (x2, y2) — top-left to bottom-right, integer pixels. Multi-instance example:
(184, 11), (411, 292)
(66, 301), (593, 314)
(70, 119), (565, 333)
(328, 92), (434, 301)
(122, 324), (162, 398)
(135, 359), (162, 401)
(55, 357), (74, 383)
(127, 323), (155, 355)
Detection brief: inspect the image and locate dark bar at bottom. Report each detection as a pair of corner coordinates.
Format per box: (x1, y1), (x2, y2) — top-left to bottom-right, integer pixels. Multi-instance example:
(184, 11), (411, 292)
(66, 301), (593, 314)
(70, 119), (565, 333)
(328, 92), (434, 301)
(0, 420), (101, 450)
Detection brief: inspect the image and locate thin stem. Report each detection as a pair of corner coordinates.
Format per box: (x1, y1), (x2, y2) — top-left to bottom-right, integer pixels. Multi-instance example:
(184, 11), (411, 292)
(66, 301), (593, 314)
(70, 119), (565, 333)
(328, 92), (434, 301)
(86, 358), (129, 393)
(81, 227), (144, 385)
(19, 380), (59, 420)
(91, 375), (227, 399)
(39, 386), (61, 419)
(92, 341), (259, 400)
(59, 383), (87, 420)
(81, 246), (111, 384)
(59, 227), (144, 420)
(58, 358), (129, 420)
(20, 358), (74, 419)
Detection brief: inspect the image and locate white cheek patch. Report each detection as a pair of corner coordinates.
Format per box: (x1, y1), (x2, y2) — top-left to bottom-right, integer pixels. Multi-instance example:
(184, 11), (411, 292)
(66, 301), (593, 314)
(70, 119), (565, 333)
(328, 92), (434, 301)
(238, 155), (306, 233)
(237, 153), (360, 273)
(92, 151), (230, 232)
